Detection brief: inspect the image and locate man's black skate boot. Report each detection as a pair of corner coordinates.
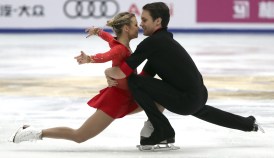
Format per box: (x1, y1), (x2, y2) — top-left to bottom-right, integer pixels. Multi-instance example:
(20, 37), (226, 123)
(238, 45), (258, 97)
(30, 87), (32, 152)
(247, 115), (265, 133)
(140, 130), (175, 145)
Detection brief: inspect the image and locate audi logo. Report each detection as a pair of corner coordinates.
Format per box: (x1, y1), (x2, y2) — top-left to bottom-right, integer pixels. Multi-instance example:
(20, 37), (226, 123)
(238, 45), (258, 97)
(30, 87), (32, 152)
(63, 0), (120, 19)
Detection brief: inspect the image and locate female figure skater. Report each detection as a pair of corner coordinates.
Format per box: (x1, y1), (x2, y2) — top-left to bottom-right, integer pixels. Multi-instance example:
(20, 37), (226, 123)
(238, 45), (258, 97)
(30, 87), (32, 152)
(11, 12), (158, 144)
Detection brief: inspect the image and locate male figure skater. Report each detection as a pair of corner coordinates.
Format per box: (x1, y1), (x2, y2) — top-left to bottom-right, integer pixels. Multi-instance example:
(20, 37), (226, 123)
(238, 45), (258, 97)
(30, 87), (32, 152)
(105, 2), (262, 146)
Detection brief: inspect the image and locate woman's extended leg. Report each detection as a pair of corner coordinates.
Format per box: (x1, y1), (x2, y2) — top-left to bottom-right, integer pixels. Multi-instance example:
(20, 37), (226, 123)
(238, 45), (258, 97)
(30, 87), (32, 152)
(42, 109), (114, 143)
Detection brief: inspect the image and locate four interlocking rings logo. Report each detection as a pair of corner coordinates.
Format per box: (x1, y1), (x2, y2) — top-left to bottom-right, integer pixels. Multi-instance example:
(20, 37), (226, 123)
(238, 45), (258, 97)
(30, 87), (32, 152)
(63, 0), (120, 19)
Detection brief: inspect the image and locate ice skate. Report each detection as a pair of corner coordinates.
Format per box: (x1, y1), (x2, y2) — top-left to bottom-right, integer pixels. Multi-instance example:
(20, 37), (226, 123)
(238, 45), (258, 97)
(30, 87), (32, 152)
(249, 116), (265, 133)
(10, 125), (42, 143)
(138, 122), (179, 151)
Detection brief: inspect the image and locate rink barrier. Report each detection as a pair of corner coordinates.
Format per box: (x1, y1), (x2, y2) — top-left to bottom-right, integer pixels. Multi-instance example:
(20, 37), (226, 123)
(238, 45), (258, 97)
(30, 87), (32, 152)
(1, 28), (274, 34)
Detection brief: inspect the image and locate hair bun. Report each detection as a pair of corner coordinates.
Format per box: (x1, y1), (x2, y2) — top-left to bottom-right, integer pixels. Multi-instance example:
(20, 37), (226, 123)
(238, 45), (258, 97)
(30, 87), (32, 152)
(106, 19), (115, 27)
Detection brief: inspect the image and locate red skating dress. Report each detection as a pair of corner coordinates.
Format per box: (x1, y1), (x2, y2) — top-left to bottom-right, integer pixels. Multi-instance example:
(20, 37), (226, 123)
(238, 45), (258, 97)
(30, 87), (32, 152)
(87, 30), (138, 119)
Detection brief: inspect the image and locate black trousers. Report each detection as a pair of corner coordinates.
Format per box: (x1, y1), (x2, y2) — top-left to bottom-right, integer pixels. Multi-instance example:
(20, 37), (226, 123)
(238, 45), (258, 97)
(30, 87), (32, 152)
(128, 74), (254, 140)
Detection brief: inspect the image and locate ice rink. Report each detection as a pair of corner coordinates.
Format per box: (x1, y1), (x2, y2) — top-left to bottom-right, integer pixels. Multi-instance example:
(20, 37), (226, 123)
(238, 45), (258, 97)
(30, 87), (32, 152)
(1, 33), (274, 158)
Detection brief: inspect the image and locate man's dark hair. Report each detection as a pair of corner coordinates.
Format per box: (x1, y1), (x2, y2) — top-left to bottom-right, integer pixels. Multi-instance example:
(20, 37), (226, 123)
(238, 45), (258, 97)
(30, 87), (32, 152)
(143, 2), (170, 28)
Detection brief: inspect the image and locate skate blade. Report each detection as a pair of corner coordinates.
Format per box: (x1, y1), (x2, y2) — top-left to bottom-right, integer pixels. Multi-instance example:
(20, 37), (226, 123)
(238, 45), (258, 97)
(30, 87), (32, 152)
(257, 123), (265, 133)
(137, 144), (180, 152)
(9, 125), (30, 143)
(9, 127), (23, 142)
(255, 120), (265, 133)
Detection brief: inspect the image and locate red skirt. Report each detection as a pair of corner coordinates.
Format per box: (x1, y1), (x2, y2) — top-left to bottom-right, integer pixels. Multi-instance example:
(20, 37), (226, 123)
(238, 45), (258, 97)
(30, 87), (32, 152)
(87, 86), (138, 119)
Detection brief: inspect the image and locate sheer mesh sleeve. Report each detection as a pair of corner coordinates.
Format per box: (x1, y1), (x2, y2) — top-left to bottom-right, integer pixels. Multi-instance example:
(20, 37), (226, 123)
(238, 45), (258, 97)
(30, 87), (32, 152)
(97, 30), (114, 43)
(91, 45), (126, 63)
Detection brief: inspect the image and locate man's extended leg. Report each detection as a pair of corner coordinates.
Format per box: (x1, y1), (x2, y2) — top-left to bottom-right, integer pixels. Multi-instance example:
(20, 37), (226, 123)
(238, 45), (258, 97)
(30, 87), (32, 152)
(193, 105), (256, 131)
(129, 74), (258, 134)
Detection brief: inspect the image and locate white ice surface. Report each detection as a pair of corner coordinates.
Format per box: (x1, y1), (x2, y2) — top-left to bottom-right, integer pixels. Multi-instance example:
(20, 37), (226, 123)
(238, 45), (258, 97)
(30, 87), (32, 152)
(1, 33), (274, 158)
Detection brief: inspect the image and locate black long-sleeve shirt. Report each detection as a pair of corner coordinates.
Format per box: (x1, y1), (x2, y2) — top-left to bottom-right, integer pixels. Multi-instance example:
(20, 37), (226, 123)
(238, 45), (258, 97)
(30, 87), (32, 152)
(120, 28), (205, 93)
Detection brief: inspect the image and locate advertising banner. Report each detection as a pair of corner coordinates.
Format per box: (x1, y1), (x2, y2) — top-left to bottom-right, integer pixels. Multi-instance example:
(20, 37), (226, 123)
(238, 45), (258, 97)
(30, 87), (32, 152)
(197, 0), (274, 23)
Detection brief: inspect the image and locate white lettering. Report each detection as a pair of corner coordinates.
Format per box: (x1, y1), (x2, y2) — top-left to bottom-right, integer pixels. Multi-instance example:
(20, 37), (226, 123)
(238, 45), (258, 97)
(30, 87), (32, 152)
(258, 1), (274, 19)
(233, 0), (250, 19)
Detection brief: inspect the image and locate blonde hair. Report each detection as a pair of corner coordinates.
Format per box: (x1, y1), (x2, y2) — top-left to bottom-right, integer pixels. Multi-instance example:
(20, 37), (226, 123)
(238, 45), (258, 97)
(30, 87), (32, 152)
(106, 12), (135, 37)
